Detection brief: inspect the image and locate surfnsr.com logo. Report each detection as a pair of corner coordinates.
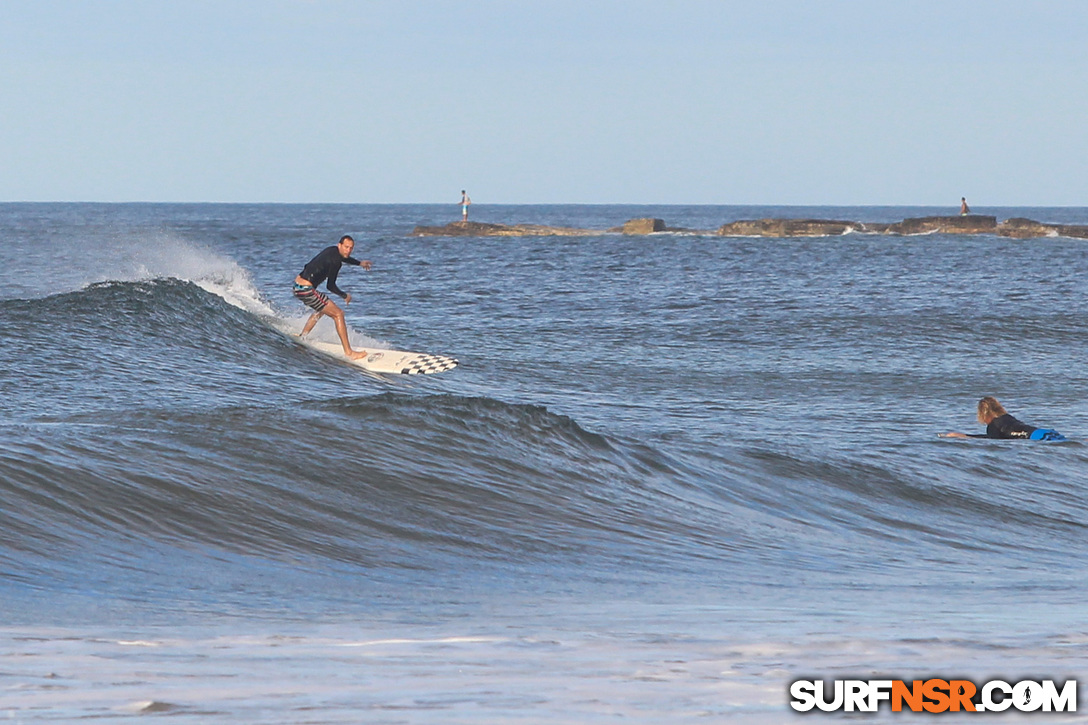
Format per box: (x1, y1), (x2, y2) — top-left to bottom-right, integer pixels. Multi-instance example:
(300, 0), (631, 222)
(789, 679), (1077, 713)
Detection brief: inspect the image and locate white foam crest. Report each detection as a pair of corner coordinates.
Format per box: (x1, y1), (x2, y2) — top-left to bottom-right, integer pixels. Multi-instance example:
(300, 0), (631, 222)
(87, 230), (387, 351)
(104, 231), (275, 319)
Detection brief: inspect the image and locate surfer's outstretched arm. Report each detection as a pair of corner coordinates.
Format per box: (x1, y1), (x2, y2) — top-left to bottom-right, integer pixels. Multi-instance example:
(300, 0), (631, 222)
(938, 432), (968, 438)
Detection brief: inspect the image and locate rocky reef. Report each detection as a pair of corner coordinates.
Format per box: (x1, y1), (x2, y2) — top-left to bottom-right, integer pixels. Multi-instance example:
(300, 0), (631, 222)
(617, 218), (667, 234)
(718, 215), (1005, 236)
(874, 215), (998, 235)
(716, 218), (862, 237)
(412, 215), (1088, 239)
(996, 218), (1088, 240)
(410, 218), (672, 237)
(410, 221), (599, 237)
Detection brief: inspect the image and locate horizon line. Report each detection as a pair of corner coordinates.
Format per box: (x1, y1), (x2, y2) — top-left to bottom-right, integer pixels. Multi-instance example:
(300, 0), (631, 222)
(1, 200), (1084, 209)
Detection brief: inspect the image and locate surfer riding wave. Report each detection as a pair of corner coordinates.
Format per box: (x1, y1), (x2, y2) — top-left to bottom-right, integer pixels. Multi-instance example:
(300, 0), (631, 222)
(293, 235), (372, 360)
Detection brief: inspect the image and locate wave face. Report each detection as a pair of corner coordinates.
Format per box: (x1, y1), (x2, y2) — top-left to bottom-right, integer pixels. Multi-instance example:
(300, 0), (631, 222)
(3, 204), (1088, 615)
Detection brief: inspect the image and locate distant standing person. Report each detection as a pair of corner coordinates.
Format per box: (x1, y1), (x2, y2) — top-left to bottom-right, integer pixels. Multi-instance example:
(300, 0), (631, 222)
(461, 190), (471, 222)
(293, 235), (373, 360)
(960, 197), (970, 215)
(939, 396), (1065, 441)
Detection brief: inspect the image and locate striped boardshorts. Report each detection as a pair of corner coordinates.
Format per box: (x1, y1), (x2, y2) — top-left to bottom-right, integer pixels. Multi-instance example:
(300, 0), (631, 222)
(293, 283), (329, 312)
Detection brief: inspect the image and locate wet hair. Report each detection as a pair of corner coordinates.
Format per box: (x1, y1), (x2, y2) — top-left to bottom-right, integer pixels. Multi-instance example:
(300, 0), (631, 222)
(339, 235), (354, 245)
(977, 396), (1007, 424)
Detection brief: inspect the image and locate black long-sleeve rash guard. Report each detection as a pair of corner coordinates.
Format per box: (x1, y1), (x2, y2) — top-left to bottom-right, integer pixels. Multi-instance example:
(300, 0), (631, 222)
(967, 413), (1036, 439)
(298, 246), (363, 298)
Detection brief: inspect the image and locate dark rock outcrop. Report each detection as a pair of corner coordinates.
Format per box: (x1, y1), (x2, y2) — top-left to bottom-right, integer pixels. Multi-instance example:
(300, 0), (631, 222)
(621, 218), (666, 234)
(882, 215), (997, 235)
(998, 218), (1059, 239)
(1059, 224), (1088, 239)
(717, 218), (861, 237)
(997, 218), (1088, 240)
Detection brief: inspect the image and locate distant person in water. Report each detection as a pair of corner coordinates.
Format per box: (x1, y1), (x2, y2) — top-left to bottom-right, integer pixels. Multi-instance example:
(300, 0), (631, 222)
(940, 396), (1065, 440)
(293, 235), (373, 360)
(461, 190), (471, 222)
(960, 197), (971, 215)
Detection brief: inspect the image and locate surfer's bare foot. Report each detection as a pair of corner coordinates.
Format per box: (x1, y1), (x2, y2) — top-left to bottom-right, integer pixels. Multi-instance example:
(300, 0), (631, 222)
(346, 349), (368, 360)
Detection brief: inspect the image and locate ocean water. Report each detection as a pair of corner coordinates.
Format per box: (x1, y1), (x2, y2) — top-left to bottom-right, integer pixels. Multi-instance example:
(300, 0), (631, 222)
(1, 203), (1087, 722)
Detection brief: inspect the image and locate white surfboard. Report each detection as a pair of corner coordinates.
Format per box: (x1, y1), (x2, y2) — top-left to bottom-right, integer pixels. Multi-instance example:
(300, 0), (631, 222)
(302, 338), (459, 375)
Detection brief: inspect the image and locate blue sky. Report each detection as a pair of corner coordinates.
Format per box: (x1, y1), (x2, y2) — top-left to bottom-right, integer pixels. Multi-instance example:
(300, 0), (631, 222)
(1, 0), (1085, 204)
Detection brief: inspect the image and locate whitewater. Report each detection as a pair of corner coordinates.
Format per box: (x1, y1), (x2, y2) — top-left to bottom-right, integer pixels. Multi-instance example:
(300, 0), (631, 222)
(1, 203), (1087, 722)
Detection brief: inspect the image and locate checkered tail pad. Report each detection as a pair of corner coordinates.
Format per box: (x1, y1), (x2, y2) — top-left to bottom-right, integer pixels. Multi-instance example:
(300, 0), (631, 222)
(399, 354), (459, 375)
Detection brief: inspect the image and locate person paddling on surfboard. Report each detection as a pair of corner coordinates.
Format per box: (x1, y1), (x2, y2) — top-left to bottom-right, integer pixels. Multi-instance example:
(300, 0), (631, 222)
(293, 235), (373, 360)
(939, 396), (1065, 441)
